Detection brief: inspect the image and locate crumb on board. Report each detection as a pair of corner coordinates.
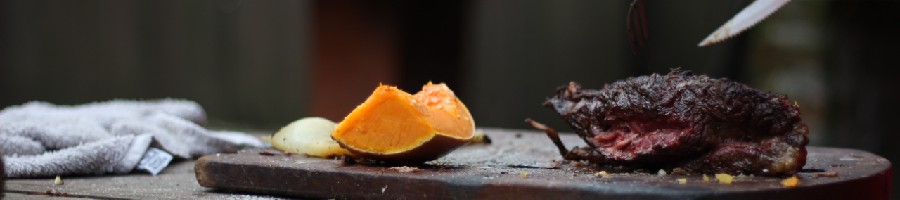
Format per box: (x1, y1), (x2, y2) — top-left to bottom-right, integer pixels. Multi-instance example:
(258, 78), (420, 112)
(549, 161), (562, 169)
(702, 174), (710, 182)
(671, 167), (687, 175)
(594, 171), (611, 178)
(41, 188), (69, 197)
(389, 166), (421, 173)
(715, 173), (733, 185)
(519, 172), (529, 178)
(53, 175), (64, 186)
(816, 171), (838, 177)
(657, 169), (667, 176)
(677, 178), (687, 184)
(781, 176), (799, 187)
(471, 130), (492, 144)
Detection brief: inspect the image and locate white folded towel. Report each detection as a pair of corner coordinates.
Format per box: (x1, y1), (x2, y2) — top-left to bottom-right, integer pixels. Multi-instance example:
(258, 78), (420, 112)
(1, 155), (4, 195)
(0, 99), (266, 178)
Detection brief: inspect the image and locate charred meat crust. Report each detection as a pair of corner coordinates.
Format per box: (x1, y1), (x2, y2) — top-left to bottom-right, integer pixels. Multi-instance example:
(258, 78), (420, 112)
(544, 70), (809, 176)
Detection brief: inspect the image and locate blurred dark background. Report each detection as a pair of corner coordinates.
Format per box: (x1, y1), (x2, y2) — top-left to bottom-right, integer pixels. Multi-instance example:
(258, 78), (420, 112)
(1, 0), (897, 196)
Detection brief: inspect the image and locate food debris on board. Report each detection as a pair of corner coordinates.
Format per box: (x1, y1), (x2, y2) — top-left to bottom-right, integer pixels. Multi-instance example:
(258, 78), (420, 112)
(594, 171), (611, 178)
(469, 130), (492, 144)
(40, 188), (69, 197)
(519, 172), (529, 178)
(715, 174), (734, 185)
(677, 178), (687, 184)
(781, 176), (800, 187)
(670, 168), (688, 175)
(573, 162), (586, 167)
(389, 166), (421, 173)
(53, 175), (64, 185)
(816, 171), (839, 178)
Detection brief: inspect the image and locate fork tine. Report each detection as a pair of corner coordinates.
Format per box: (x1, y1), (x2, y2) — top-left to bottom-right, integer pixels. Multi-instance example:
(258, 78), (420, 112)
(627, 0), (648, 54)
(637, 0), (649, 41)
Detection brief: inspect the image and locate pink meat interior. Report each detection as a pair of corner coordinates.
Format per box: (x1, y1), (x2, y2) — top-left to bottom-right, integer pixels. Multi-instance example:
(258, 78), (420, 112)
(587, 120), (692, 161)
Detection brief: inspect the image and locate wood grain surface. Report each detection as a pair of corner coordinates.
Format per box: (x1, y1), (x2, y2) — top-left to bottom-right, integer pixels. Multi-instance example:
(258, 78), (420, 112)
(196, 129), (893, 200)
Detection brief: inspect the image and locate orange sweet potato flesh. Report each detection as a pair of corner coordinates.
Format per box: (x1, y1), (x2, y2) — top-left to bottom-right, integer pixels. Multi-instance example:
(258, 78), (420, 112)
(413, 83), (474, 139)
(331, 83), (475, 163)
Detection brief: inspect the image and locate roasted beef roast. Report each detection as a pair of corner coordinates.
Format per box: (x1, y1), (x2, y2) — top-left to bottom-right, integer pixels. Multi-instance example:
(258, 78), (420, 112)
(530, 70), (808, 176)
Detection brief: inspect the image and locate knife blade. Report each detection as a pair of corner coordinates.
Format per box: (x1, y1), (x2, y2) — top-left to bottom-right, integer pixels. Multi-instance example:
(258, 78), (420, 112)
(698, 0), (791, 47)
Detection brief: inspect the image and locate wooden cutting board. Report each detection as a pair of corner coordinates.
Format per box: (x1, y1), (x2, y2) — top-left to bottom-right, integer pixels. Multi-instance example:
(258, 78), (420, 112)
(195, 129), (892, 199)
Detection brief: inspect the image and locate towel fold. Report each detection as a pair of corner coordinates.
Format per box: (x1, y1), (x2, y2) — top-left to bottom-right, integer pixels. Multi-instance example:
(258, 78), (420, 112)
(0, 99), (266, 178)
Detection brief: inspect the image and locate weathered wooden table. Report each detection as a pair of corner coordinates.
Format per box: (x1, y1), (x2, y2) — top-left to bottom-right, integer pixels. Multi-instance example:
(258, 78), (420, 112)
(3, 129), (894, 199)
(2, 157), (291, 200)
